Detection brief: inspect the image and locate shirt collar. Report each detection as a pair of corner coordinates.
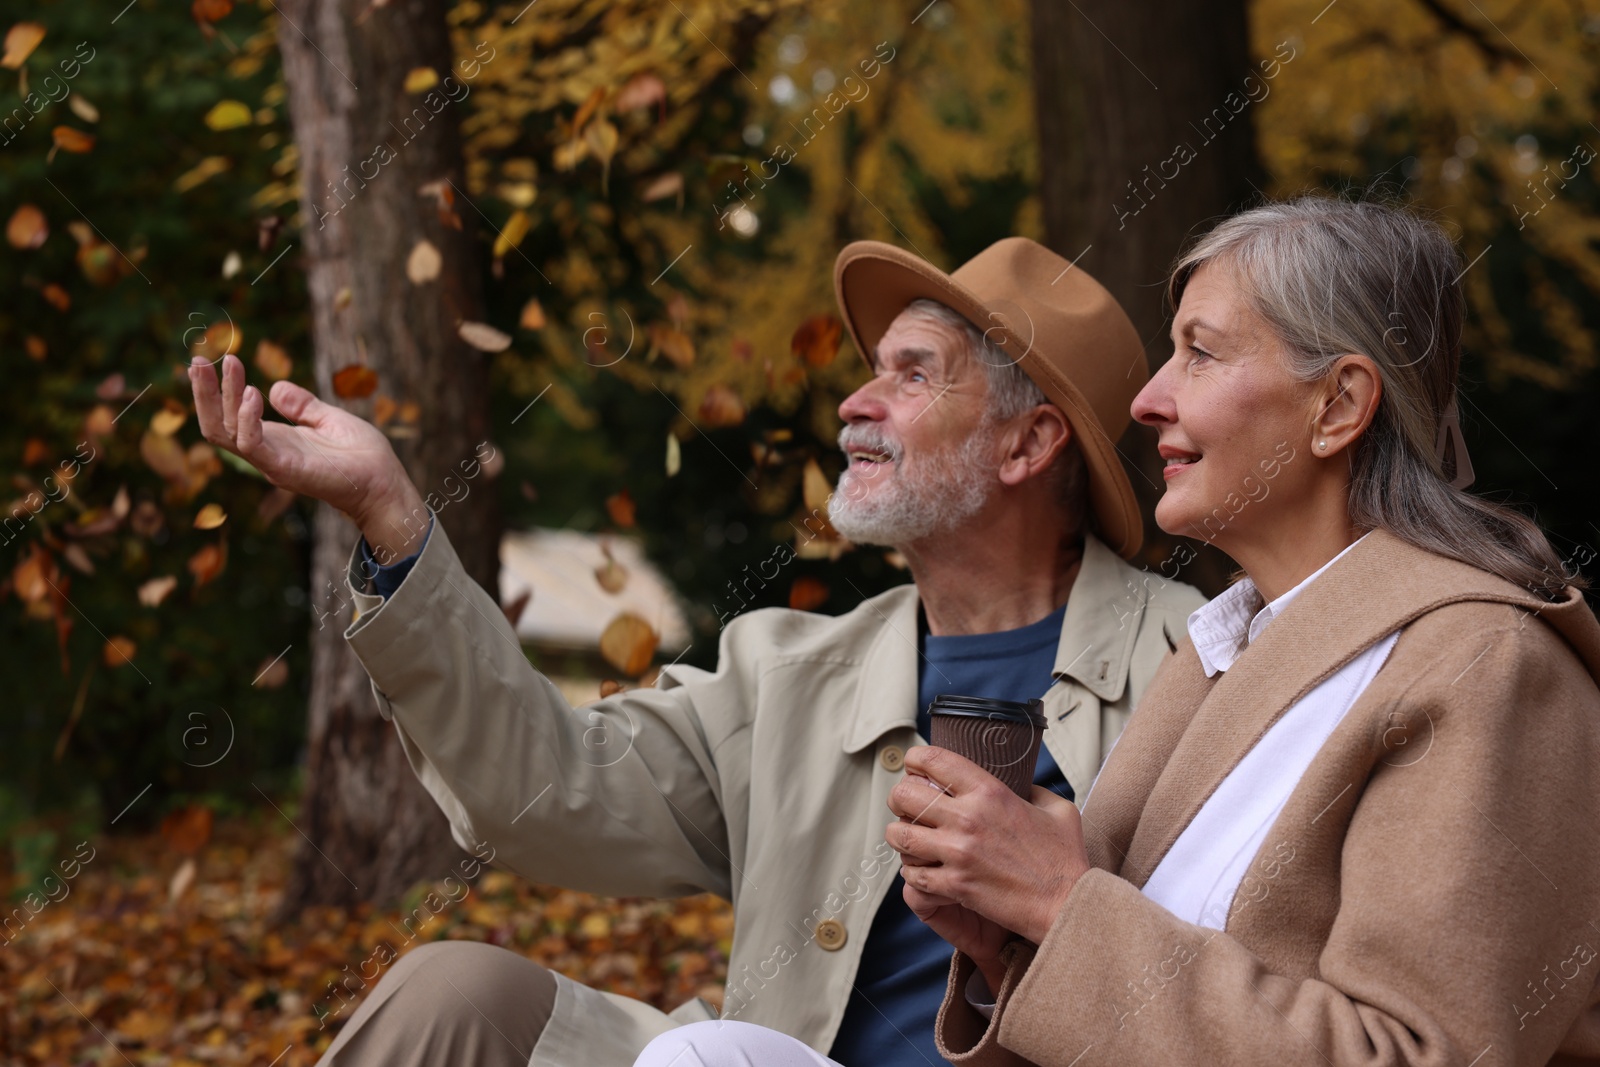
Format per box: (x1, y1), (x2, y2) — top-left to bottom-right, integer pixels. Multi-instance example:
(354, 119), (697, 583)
(1186, 532), (1373, 678)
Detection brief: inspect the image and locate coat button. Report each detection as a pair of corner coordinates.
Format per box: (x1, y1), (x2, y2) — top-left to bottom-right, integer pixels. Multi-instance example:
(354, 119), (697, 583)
(816, 919), (847, 951)
(879, 745), (905, 772)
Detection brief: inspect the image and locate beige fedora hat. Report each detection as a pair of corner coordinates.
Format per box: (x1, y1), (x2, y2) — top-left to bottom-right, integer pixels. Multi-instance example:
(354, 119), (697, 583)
(833, 237), (1150, 559)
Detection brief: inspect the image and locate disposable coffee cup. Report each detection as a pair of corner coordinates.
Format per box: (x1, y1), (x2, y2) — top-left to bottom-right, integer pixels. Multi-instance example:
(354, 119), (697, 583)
(927, 694), (1045, 798)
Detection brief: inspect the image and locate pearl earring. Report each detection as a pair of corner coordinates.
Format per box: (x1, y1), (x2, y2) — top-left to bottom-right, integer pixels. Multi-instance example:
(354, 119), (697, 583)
(1318, 440), (1327, 450)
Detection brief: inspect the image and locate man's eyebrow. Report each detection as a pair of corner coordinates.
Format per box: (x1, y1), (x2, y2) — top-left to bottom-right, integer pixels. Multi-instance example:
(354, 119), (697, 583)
(874, 344), (943, 369)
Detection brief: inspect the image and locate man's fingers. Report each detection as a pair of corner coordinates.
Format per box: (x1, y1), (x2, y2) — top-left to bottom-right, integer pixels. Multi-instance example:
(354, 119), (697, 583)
(220, 354), (243, 441)
(902, 744), (992, 798)
(237, 385), (266, 457)
(887, 773), (953, 827)
(267, 379), (335, 429)
(189, 358), (229, 446)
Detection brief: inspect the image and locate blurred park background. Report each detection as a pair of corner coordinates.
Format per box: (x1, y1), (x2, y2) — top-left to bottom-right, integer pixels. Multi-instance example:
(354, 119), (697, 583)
(3, 0), (1599, 1061)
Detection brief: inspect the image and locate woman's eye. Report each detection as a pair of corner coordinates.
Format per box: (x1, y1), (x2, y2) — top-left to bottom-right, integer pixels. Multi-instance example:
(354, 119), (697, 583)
(1189, 346), (1213, 364)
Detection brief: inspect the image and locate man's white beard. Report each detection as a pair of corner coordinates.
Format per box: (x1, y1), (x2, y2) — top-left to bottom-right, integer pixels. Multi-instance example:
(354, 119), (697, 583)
(829, 422), (996, 547)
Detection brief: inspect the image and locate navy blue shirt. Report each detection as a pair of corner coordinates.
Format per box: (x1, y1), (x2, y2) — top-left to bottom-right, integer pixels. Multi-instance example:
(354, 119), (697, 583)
(829, 605), (1071, 1067)
(360, 516), (432, 600)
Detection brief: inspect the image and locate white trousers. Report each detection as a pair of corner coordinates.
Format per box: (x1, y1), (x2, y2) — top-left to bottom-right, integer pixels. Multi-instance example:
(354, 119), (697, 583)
(632, 1021), (845, 1067)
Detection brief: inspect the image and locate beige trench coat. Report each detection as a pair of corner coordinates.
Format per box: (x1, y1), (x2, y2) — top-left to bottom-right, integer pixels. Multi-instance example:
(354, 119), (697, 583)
(935, 529), (1600, 1067)
(338, 517), (1204, 1065)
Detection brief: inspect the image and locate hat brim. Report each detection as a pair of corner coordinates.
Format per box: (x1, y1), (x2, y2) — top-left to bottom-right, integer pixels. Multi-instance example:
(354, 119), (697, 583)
(833, 240), (1144, 560)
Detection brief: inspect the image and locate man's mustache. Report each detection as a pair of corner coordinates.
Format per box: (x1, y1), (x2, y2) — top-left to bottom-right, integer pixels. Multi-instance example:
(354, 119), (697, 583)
(837, 426), (903, 462)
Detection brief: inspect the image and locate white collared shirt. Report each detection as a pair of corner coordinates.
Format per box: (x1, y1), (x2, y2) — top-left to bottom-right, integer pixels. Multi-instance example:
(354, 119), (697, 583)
(1139, 533), (1399, 929)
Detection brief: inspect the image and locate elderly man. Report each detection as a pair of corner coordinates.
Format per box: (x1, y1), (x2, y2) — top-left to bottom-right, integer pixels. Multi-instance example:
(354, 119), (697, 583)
(189, 236), (1203, 1067)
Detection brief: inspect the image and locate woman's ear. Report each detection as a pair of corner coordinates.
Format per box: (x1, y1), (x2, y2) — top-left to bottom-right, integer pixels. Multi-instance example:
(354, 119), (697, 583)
(998, 403), (1072, 488)
(1311, 354), (1382, 457)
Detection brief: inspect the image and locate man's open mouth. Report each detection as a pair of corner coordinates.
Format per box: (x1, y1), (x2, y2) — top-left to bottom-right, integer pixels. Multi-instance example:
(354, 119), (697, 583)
(847, 449), (895, 470)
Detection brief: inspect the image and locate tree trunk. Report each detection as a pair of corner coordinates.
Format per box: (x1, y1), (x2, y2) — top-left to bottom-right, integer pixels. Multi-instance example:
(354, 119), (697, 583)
(1031, 0), (1264, 587)
(274, 0), (500, 911)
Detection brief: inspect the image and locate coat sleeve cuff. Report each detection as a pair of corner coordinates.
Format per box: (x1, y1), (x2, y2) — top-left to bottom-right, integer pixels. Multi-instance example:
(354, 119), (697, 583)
(996, 868), (1216, 1065)
(935, 941), (1039, 1067)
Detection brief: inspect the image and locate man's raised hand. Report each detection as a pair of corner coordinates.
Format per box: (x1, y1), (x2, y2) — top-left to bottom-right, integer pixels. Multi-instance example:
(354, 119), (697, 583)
(189, 354), (426, 560)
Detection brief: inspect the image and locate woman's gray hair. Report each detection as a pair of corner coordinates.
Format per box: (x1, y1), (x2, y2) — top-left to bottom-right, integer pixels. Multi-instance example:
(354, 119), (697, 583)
(899, 298), (1089, 537)
(1170, 195), (1578, 596)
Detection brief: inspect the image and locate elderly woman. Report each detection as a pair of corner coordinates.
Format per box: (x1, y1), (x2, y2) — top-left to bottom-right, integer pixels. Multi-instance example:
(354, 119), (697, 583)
(633, 197), (1600, 1067)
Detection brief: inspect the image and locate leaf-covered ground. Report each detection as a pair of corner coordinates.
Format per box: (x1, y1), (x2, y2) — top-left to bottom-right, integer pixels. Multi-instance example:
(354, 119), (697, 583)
(1, 812), (732, 1065)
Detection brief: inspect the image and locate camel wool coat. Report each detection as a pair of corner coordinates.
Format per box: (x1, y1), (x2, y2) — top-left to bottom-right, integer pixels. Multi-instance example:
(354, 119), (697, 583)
(936, 529), (1600, 1067)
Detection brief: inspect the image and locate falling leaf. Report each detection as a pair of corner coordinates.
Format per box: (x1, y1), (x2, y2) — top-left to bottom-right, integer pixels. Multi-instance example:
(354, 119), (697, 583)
(191, 0), (233, 24)
(187, 542), (226, 586)
(403, 66), (439, 93)
(203, 100), (252, 131)
(138, 575), (178, 607)
(458, 321), (512, 352)
(257, 214), (283, 251)
(221, 250), (242, 278)
(497, 180), (538, 208)
(190, 320), (242, 358)
(96, 372), (125, 400)
(372, 395), (398, 426)
(253, 339), (292, 381)
(698, 384), (745, 429)
(492, 209), (531, 260)
(61, 543), (95, 575)
(168, 857), (198, 904)
(193, 503), (227, 530)
(598, 679), (624, 698)
(150, 410), (186, 438)
(334, 286), (353, 310)
(51, 126), (95, 153)
(553, 139), (588, 172)
(605, 489), (636, 528)
(584, 119), (620, 192)
(803, 458), (833, 512)
(641, 171), (684, 203)
(254, 653), (289, 689)
(23, 437), (50, 464)
(789, 577), (830, 611)
(41, 283), (69, 311)
(102, 636), (137, 668)
(141, 431), (189, 482)
(519, 298), (546, 330)
(12, 547), (54, 603)
(173, 155), (231, 193)
(6, 203), (46, 249)
(24, 335), (46, 360)
(68, 94), (98, 123)
(85, 404), (115, 437)
(665, 433), (681, 477)
(1, 22), (45, 69)
(407, 239), (442, 284)
(332, 364), (379, 399)
(599, 613), (659, 676)
(595, 544), (629, 594)
(648, 323), (695, 369)
(160, 804), (213, 855)
(35, 285), (73, 319)
(572, 86), (606, 136)
(791, 315), (843, 367)
(615, 72), (667, 113)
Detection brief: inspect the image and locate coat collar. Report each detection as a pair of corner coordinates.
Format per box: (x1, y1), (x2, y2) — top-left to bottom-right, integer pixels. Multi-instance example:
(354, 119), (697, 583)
(1089, 527), (1595, 886)
(842, 534), (1136, 753)
(1052, 533), (1143, 702)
